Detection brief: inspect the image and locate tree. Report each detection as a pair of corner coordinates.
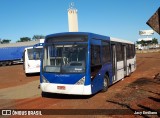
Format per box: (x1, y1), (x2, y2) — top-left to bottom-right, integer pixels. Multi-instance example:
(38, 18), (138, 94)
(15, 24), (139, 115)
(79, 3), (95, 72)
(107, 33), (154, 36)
(17, 37), (31, 42)
(136, 41), (141, 44)
(152, 38), (158, 44)
(32, 35), (45, 40)
(1, 39), (11, 44)
(136, 40), (146, 46)
(136, 38), (159, 49)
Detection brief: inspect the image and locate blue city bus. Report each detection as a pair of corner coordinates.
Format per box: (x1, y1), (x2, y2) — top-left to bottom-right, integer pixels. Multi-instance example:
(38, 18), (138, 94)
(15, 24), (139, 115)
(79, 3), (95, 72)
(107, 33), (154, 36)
(40, 32), (136, 95)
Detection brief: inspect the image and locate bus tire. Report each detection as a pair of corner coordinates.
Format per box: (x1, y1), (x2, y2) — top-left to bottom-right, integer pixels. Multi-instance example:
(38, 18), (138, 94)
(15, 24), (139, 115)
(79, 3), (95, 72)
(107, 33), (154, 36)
(25, 73), (30, 77)
(0, 62), (2, 66)
(8, 61), (12, 66)
(42, 92), (51, 98)
(42, 92), (46, 97)
(102, 75), (109, 92)
(2, 62), (6, 66)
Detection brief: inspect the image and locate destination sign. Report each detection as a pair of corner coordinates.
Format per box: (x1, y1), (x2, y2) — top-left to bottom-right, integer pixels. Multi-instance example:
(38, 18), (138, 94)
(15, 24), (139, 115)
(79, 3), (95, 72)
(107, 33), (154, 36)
(46, 35), (88, 43)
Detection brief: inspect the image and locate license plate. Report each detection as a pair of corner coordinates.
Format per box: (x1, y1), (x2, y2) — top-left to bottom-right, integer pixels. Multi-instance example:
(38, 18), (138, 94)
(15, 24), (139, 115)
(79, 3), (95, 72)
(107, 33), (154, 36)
(57, 86), (66, 90)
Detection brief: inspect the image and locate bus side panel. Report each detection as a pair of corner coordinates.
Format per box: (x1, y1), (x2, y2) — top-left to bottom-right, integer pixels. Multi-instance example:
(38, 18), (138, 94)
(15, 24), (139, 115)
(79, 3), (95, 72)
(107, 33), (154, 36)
(116, 61), (125, 81)
(102, 63), (113, 85)
(91, 71), (103, 94)
(91, 63), (112, 94)
(127, 56), (136, 75)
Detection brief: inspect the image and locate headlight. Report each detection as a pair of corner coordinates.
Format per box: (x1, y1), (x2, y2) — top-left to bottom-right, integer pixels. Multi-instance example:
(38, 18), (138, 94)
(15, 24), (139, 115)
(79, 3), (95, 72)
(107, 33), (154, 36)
(75, 76), (85, 85)
(42, 75), (50, 83)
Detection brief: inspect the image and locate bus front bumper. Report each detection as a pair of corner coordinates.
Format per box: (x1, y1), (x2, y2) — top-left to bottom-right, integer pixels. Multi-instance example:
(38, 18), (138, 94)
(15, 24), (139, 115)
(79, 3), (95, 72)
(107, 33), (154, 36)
(40, 83), (92, 95)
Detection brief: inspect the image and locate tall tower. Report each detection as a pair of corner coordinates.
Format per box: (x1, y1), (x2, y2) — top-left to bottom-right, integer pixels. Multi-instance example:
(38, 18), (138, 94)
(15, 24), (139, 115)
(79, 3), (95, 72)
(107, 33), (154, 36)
(68, 2), (78, 32)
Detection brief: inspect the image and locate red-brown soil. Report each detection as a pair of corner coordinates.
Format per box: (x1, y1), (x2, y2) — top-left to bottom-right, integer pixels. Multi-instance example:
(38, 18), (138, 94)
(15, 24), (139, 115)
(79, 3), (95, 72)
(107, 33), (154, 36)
(0, 53), (160, 118)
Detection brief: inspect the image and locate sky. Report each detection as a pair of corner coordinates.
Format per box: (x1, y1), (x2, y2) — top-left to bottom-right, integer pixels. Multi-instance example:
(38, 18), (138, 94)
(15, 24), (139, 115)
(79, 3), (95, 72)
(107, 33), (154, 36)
(0, 0), (160, 43)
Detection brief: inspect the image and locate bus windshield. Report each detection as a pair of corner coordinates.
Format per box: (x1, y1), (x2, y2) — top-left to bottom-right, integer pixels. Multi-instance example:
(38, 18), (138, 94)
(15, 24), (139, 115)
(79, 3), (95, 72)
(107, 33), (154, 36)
(43, 44), (87, 73)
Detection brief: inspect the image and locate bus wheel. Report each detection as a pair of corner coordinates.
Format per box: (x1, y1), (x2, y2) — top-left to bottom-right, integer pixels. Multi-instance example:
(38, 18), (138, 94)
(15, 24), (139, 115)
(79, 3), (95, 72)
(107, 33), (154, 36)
(42, 92), (47, 97)
(102, 75), (109, 92)
(8, 61), (12, 66)
(2, 62), (6, 66)
(42, 92), (51, 98)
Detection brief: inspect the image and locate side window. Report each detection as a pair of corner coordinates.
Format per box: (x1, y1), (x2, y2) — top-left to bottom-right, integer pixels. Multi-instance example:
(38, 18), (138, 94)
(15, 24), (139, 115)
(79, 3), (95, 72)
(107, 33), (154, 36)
(127, 44), (130, 59)
(130, 44), (133, 58)
(116, 43), (123, 61)
(102, 41), (111, 63)
(91, 45), (101, 65)
(127, 44), (135, 59)
(132, 44), (135, 57)
(91, 46), (94, 65)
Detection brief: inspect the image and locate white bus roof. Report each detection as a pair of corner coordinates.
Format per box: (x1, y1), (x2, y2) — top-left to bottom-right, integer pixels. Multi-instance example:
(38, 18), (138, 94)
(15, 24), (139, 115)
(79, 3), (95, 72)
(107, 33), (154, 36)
(110, 37), (134, 44)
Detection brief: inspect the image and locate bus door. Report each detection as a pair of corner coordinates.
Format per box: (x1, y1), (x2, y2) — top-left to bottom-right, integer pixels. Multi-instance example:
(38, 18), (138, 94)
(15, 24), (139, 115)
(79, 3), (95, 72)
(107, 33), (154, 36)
(123, 45), (127, 76)
(111, 44), (117, 82)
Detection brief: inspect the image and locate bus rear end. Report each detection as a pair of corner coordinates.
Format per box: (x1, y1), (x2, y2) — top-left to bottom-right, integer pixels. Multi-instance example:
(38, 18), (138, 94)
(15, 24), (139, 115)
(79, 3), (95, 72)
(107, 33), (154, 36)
(40, 33), (92, 95)
(24, 47), (42, 74)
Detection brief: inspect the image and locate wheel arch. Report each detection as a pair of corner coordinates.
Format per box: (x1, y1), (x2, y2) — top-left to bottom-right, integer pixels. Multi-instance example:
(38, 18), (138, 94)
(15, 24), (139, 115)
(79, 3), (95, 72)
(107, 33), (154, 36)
(104, 71), (110, 86)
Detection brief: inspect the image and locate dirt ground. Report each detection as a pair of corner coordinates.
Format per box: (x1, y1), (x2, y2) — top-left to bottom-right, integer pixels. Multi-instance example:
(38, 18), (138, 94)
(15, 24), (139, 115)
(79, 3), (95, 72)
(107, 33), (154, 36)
(0, 53), (160, 118)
